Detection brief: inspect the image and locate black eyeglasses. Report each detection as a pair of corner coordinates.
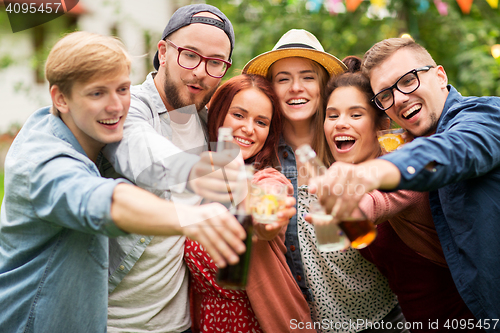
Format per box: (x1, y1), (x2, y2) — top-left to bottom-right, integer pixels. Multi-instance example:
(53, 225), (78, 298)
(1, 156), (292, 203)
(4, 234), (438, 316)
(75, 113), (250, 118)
(371, 66), (434, 111)
(165, 40), (231, 78)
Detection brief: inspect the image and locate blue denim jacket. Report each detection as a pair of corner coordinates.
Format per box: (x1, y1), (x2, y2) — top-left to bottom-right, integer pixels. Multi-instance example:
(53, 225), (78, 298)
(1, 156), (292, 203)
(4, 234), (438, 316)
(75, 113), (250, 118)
(0, 107), (127, 332)
(381, 86), (500, 328)
(276, 138), (314, 301)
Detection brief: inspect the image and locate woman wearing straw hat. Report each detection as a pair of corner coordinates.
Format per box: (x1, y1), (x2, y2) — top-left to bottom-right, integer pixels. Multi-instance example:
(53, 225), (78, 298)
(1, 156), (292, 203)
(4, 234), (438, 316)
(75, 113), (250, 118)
(243, 29), (407, 333)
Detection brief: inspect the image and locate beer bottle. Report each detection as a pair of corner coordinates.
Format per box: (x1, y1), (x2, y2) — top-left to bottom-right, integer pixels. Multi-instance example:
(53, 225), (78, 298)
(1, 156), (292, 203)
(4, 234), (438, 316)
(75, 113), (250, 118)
(214, 127), (254, 289)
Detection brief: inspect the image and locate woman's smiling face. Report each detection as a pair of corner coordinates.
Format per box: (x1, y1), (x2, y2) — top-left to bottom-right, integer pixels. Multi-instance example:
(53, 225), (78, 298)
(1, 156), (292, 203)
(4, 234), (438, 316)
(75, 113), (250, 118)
(324, 86), (381, 164)
(270, 57), (321, 124)
(222, 87), (273, 160)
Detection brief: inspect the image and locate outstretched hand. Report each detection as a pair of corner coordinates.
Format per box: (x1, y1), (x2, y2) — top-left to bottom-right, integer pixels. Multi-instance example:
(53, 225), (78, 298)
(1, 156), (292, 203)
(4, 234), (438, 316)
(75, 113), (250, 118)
(181, 202), (246, 268)
(253, 196), (296, 241)
(188, 150), (244, 203)
(308, 161), (379, 219)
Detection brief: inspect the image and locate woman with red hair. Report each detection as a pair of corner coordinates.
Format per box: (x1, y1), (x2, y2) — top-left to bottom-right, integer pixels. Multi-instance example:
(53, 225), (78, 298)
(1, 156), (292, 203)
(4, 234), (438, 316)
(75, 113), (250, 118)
(206, 74), (283, 170)
(185, 74), (314, 332)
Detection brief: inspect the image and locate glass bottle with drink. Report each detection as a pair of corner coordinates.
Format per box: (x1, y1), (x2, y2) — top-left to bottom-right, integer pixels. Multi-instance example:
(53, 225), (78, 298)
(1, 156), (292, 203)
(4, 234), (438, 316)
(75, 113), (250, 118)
(295, 144), (377, 249)
(214, 127), (254, 289)
(215, 127), (238, 209)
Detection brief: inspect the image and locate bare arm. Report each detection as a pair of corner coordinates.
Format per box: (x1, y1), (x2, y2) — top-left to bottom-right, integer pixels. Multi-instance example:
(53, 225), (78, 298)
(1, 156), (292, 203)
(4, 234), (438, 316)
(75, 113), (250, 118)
(110, 183), (246, 268)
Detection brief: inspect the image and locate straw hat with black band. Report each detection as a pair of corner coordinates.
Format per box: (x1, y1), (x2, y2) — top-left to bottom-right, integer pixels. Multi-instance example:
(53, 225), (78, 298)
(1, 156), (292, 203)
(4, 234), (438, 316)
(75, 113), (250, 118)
(243, 29), (347, 78)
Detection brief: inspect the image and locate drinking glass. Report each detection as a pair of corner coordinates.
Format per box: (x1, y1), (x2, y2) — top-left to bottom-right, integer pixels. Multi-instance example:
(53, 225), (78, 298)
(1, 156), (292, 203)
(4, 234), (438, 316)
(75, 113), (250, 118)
(338, 206), (377, 249)
(309, 200), (347, 252)
(377, 128), (406, 153)
(250, 182), (287, 224)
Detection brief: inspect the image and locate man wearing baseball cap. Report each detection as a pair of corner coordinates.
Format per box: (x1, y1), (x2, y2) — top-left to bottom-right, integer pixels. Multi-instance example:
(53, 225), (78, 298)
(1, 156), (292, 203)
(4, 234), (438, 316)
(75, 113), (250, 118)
(102, 5), (238, 332)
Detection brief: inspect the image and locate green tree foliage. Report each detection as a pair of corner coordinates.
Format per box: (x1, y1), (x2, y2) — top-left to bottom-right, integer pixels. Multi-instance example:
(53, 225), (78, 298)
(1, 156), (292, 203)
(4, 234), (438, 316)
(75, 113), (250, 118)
(205, 0), (500, 96)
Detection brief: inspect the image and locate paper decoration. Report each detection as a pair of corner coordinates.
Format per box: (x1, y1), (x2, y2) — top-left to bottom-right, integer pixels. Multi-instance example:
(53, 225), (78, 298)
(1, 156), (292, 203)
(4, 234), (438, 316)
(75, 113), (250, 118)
(456, 0), (473, 14)
(327, 0), (345, 14)
(346, 0), (363, 11)
(486, 0), (498, 8)
(434, 0), (448, 15)
(306, 0), (323, 12)
(417, 0), (430, 12)
(370, 0), (386, 8)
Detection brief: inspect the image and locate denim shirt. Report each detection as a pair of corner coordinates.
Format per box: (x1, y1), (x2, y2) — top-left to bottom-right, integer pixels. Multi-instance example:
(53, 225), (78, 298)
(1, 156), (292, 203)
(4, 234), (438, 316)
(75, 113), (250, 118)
(277, 138), (314, 302)
(381, 85), (500, 328)
(101, 72), (209, 292)
(0, 107), (127, 332)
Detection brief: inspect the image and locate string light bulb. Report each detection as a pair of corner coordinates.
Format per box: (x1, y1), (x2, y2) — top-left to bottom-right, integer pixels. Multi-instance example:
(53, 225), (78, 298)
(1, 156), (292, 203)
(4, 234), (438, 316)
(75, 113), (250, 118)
(491, 44), (500, 59)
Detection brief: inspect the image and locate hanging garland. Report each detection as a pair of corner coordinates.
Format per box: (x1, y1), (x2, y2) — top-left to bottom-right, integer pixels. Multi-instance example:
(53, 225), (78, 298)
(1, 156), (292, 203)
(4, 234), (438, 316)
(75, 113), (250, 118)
(304, 0), (499, 15)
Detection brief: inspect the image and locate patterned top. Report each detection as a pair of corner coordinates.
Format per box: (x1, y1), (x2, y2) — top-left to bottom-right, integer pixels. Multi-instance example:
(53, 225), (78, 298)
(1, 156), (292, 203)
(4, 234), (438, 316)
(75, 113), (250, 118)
(297, 186), (398, 333)
(184, 239), (262, 333)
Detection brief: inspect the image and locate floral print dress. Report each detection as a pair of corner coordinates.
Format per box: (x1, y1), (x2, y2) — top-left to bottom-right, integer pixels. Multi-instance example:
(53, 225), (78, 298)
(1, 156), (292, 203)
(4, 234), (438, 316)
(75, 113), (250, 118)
(184, 239), (262, 333)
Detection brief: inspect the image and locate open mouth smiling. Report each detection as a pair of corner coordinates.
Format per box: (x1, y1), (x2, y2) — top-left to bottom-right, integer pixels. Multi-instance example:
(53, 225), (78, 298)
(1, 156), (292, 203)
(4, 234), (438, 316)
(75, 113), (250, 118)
(335, 135), (356, 151)
(402, 104), (421, 120)
(287, 98), (308, 106)
(235, 136), (253, 146)
(97, 118), (120, 125)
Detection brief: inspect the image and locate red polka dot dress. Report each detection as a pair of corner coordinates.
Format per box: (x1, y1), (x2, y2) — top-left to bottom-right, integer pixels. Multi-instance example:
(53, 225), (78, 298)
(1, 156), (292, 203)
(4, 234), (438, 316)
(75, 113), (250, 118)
(184, 238), (262, 333)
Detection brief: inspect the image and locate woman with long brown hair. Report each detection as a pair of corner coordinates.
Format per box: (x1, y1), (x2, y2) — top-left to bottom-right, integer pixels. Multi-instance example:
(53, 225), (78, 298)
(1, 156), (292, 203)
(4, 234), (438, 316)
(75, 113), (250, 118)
(185, 74), (313, 333)
(207, 74), (282, 169)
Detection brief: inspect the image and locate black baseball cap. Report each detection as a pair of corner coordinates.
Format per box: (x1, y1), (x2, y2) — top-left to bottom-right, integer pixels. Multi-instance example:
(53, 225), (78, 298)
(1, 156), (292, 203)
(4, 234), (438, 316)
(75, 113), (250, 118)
(153, 4), (235, 70)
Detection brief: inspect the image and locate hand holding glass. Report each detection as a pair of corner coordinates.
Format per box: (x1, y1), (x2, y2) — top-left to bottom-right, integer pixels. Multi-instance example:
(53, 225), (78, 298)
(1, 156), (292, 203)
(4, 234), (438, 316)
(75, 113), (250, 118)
(250, 182), (288, 224)
(295, 144), (377, 249)
(309, 200), (347, 252)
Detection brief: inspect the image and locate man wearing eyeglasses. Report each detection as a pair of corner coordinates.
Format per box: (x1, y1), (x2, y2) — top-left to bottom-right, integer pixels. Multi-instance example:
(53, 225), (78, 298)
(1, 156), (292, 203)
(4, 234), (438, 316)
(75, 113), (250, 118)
(102, 4), (238, 333)
(310, 37), (500, 331)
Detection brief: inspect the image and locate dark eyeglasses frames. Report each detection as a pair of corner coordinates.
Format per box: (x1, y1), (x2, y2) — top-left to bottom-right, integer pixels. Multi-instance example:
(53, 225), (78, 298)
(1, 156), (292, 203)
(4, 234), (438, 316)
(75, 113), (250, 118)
(371, 66), (434, 111)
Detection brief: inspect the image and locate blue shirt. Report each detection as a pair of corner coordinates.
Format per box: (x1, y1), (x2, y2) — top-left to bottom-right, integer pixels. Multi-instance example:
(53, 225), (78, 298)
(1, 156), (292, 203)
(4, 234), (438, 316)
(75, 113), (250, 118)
(0, 107), (127, 332)
(381, 85), (500, 328)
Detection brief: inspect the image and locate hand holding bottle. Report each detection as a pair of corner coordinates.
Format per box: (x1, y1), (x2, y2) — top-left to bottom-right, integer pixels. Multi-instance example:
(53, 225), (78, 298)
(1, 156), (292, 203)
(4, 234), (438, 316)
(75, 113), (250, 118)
(296, 144), (378, 250)
(180, 202), (247, 268)
(252, 195), (296, 241)
(187, 149), (244, 203)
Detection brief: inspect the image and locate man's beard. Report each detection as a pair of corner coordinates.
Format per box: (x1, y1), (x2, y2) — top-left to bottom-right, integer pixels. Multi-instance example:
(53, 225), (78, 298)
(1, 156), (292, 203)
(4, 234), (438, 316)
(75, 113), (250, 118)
(408, 112), (439, 137)
(163, 65), (218, 112)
